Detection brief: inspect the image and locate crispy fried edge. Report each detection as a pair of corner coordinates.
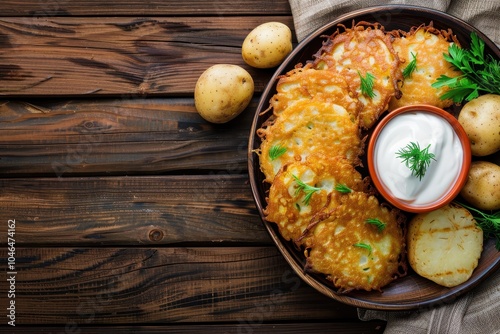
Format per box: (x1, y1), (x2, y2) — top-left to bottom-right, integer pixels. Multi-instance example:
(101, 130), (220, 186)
(311, 21), (403, 102)
(302, 197), (408, 293)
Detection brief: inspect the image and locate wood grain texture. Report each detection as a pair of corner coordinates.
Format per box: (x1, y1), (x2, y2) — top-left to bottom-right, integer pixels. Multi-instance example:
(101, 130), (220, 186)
(0, 322), (386, 333)
(0, 175), (266, 246)
(0, 0), (292, 17)
(0, 247), (359, 324)
(0, 98), (255, 176)
(0, 16), (293, 97)
(0, 1), (387, 330)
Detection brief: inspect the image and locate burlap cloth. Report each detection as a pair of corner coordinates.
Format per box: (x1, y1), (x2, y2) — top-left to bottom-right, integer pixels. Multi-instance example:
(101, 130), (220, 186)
(288, 1), (500, 333)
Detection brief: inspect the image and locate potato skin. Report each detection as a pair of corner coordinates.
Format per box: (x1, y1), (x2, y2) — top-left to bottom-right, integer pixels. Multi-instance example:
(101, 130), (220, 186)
(194, 64), (254, 123)
(460, 161), (500, 210)
(458, 94), (500, 156)
(242, 22), (292, 69)
(407, 204), (483, 287)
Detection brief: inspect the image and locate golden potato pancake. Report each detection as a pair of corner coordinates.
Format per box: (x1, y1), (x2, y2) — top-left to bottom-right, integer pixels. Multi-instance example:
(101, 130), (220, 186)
(254, 21), (417, 293)
(269, 66), (361, 118)
(258, 99), (363, 183)
(304, 192), (406, 292)
(312, 22), (403, 129)
(265, 154), (367, 245)
(388, 25), (462, 110)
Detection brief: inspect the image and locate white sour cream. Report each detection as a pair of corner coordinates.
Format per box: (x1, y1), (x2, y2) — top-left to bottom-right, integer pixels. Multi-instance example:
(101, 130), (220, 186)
(373, 111), (463, 206)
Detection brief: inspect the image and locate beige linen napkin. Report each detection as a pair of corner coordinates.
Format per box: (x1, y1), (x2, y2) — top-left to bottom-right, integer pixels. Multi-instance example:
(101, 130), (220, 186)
(359, 269), (500, 333)
(287, 1), (500, 333)
(289, 0), (499, 45)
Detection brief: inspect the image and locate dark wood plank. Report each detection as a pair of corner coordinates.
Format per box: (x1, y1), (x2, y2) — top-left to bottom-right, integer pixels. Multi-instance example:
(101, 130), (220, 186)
(0, 0), (292, 17)
(3, 322), (386, 333)
(0, 175), (268, 246)
(0, 247), (360, 324)
(0, 98), (256, 176)
(0, 16), (293, 97)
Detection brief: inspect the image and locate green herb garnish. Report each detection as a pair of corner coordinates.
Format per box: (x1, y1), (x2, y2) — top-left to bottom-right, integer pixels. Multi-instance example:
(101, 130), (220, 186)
(353, 242), (372, 256)
(365, 218), (386, 232)
(269, 144), (287, 161)
(358, 71), (376, 99)
(432, 32), (500, 103)
(396, 142), (436, 180)
(292, 174), (321, 206)
(456, 202), (500, 250)
(334, 183), (352, 194)
(403, 52), (418, 79)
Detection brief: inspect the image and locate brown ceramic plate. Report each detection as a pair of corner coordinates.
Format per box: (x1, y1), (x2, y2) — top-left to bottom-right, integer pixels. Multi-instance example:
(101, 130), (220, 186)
(248, 5), (500, 310)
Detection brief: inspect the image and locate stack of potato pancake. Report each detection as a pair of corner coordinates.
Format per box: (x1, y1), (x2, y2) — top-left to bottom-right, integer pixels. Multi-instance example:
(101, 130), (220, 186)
(256, 22), (461, 292)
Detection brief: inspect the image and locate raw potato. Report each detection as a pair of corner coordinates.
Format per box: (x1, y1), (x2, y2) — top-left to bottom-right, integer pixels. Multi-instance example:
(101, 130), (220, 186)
(458, 94), (500, 156)
(460, 161), (500, 210)
(407, 204), (483, 287)
(194, 64), (254, 123)
(242, 22), (292, 68)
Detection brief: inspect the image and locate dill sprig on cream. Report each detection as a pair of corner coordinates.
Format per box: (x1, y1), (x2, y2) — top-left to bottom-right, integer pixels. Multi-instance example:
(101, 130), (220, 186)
(396, 141), (436, 180)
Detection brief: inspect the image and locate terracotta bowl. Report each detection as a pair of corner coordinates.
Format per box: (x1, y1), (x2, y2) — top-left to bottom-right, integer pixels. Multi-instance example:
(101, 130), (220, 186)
(367, 104), (471, 213)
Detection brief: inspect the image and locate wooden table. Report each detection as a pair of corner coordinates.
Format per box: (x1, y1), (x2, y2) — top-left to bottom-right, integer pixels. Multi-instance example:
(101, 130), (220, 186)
(0, 1), (386, 332)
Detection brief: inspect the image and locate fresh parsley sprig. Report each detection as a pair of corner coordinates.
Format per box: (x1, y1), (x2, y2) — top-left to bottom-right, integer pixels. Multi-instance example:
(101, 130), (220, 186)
(396, 142), (436, 180)
(292, 174), (321, 206)
(432, 32), (500, 103)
